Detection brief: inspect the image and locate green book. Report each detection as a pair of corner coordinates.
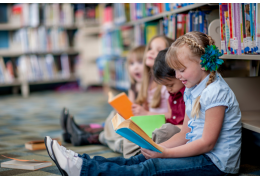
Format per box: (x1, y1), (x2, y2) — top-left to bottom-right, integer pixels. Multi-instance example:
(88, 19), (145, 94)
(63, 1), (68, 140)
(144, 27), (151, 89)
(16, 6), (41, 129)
(130, 114), (166, 138)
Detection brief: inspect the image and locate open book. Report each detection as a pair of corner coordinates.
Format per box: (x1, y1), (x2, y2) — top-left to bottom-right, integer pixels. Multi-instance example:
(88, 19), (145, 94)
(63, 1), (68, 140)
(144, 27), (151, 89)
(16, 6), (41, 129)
(1, 155), (52, 170)
(108, 91), (134, 120)
(111, 113), (165, 153)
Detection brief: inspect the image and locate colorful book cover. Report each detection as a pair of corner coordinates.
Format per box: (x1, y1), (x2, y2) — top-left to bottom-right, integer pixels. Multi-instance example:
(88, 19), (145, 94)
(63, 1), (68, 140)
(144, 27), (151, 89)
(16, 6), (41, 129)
(224, 11), (231, 54)
(144, 21), (159, 44)
(234, 3), (242, 55)
(186, 14), (190, 33)
(256, 3), (260, 54)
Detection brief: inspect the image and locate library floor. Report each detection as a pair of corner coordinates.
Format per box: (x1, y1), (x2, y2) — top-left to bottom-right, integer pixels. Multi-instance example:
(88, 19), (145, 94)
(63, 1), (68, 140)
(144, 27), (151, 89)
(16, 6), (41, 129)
(0, 90), (259, 176)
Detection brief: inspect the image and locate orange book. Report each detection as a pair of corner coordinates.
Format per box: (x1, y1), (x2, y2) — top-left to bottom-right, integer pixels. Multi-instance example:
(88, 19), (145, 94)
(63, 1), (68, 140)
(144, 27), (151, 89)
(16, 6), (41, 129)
(25, 139), (61, 151)
(108, 91), (134, 120)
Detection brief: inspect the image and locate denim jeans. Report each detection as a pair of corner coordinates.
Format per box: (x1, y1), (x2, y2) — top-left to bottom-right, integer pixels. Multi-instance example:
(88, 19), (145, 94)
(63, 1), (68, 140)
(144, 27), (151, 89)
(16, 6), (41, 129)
(79, 153), (226, 176)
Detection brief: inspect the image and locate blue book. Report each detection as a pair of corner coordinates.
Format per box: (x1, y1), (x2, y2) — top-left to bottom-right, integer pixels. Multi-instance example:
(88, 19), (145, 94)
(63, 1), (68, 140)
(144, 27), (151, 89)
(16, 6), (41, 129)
(111, 113), (165, 153)
(188, 11), (194, 32)
(0, 4), (8, 23)
(0, 31), (9, 49)
(250, 3), (254, 53)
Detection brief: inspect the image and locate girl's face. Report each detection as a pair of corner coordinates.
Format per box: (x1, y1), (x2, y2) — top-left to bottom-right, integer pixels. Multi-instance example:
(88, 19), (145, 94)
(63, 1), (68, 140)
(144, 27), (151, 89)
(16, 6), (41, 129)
(174, 45), (209, 88)
(160, 78), (184, 94)
(128, 54), (143, 83)
(146, 37), (167, 68)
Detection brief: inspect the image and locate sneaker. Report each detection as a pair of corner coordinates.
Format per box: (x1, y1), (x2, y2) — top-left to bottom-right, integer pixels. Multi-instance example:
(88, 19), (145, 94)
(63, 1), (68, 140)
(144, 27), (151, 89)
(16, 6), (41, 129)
(45, 136), (67, 176)
(52, 140), (82, 176)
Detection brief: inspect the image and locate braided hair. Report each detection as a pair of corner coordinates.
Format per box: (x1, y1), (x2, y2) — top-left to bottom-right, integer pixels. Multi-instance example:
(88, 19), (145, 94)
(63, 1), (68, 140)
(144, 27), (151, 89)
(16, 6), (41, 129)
(166, 31), (217, 118)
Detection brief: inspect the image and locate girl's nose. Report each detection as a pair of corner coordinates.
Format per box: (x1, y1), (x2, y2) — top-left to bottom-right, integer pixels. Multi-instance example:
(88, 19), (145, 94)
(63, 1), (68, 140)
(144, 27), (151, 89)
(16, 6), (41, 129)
(175, 71), (181, 79)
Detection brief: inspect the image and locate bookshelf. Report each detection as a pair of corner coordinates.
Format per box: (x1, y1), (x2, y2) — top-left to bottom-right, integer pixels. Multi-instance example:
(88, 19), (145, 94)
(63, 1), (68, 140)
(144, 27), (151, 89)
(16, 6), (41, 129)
(98, 3), (260, 134)
(0, 3), (102, 97)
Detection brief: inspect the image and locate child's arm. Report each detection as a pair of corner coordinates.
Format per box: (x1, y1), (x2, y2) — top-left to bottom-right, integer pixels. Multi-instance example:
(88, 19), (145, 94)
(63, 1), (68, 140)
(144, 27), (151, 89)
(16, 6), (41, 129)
(141, 106), (226, 159)
(128, 89), (135, 103)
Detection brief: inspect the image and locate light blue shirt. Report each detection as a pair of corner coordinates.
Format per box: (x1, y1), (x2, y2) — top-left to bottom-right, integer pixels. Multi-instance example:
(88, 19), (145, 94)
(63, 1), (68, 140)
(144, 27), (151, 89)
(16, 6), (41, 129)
(184, 73), (242, 174)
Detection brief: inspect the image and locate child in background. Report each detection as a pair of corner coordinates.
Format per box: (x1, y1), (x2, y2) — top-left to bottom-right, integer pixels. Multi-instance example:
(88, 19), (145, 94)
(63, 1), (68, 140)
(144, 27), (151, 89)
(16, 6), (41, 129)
(45, 31), (242, 175)
(123, 35), (175, 158)
(59, 46), (146, 150)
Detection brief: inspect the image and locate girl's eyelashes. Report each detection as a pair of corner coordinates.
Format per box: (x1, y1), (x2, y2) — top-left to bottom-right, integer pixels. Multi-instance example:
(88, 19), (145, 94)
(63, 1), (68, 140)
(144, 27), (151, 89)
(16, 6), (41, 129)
(179, 69), (185, 73)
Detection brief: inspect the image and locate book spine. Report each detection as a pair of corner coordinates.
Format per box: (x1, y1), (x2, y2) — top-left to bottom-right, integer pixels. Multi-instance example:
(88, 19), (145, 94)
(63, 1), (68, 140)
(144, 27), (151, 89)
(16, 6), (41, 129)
(224, 11), (231, 54)
(253, 3), (257, 54)
(222, 4), (228, 54)
(242, 3), (248, 53)
(228, 3), (234, 54)
(234, 3), (241, 55)
(250, 3), (254, 53)
(245, 3), (252, 53)
(239, 3), (245, 54)
(257, 3), (260, 54)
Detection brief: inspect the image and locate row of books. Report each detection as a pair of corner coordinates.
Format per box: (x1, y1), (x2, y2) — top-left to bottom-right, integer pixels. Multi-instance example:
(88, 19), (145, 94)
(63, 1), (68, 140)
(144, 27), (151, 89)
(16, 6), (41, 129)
(164, 10), (210, 40)
(96, 55), (129, 91)
(17, 54), (76, 82)
(1, 3), (99, 27)
(103, 3), (194, 28)
(3, 27), (70, 53)
(219, 3), (260, 55)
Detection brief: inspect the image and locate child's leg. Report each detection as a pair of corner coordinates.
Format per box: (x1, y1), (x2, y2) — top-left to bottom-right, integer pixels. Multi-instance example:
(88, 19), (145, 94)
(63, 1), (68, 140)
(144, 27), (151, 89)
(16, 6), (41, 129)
(79, 153), (146, 166)
(99, 110), (124, 153)
(79, 154), (226, 176)
(152, 123), (181, 144)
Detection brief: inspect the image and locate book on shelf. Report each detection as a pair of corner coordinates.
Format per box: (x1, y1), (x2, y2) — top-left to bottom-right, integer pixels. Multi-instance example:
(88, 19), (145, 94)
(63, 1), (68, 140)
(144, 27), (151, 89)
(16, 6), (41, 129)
(111, 113), (164, 153)
(108, 91), (133, 120)
(25, 139), (61, 150)
(1, 155), (52, 170)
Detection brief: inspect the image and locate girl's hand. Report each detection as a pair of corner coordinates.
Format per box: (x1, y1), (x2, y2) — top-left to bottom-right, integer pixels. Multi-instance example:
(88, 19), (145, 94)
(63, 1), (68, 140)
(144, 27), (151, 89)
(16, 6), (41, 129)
(141, 145), (167, 159)
(132, 104), (148, 116)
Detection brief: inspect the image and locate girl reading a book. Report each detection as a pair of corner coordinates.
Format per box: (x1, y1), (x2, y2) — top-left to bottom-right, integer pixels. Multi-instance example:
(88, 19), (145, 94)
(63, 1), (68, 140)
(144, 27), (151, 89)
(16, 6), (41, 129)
(45, 31), (241, 175)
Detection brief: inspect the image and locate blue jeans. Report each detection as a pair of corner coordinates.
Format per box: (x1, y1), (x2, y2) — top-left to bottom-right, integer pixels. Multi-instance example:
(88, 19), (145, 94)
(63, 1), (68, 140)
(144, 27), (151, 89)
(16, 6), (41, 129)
(79, 153), (226, 176)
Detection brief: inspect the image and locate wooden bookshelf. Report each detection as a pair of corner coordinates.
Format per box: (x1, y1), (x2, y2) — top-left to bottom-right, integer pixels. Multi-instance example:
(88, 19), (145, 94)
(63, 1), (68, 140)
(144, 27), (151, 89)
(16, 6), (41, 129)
(241, 111), (260, 134)
(0, 48), (79, 57)
(221, 55), (260, 60)
(104, 3), (218, 32)
(28, 76), (77, 85)
(0, 80), (21, 87)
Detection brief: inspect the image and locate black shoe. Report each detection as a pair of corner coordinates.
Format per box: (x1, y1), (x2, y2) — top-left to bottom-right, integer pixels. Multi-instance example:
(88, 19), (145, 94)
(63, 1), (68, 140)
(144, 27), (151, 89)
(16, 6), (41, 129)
(60, 108), (71, 143)
(66, 116), (92, 146)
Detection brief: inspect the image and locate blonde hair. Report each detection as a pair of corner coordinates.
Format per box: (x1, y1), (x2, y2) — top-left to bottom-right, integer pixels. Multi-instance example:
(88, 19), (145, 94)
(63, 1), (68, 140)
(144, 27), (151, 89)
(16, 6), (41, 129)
(136, 35), (174, 108)
(166, 31), (217, 118)
(126, 45), (146, 84)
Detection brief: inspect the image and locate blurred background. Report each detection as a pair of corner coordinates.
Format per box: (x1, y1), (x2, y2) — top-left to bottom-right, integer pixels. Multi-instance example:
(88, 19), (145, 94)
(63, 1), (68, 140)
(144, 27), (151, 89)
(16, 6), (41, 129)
(0, 3), (259, 97)
(0, 3), (259, 176)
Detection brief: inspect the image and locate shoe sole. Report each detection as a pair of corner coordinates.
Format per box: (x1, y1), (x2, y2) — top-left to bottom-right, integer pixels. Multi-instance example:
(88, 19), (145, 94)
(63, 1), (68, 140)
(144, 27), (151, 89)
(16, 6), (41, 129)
(44, 137), (66, 176)
(51, 141), (68, 176)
